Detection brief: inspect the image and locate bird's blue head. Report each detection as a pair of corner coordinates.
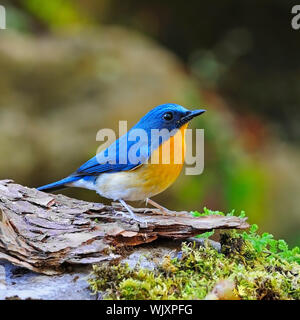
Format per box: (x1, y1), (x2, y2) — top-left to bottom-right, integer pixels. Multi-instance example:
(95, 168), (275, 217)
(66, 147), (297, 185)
(133, 103), (206, 132)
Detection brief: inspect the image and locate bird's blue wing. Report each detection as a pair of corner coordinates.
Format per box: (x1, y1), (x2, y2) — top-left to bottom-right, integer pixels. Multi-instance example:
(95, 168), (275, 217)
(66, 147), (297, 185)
(72, 132), (150, 176)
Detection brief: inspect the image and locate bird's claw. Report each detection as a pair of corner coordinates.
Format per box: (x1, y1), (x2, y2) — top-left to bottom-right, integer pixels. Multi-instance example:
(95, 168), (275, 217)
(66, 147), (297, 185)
(115, 211), (147, 227)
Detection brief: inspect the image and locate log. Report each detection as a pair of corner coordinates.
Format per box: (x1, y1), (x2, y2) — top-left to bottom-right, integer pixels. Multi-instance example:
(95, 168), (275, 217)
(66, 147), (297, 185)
(0, 180), (249, 275)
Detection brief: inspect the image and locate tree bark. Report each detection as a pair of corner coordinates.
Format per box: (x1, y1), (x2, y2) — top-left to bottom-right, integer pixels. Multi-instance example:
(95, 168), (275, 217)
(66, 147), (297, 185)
(0, 180), (249, 275)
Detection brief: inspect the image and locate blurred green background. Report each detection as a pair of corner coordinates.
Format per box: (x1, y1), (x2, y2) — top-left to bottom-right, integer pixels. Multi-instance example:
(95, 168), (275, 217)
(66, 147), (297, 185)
(0, 0), (300, 246)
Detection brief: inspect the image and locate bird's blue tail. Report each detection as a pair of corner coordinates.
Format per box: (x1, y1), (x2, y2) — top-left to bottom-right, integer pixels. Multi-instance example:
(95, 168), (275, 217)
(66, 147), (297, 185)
(37, 176), (81, 193)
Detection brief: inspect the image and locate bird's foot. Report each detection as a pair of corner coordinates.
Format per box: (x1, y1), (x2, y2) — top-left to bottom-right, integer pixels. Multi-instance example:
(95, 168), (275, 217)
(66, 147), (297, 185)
(115, 210), (147, 225)
(117, 199), (148, 227)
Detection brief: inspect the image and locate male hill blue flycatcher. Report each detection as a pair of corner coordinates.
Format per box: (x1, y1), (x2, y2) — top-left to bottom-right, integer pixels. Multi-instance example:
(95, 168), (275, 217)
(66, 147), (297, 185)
(38, 103), (205, 223)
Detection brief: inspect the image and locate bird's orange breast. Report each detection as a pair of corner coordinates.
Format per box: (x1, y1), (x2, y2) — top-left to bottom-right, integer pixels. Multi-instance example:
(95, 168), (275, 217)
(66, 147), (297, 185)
(134, 123), (188, 197)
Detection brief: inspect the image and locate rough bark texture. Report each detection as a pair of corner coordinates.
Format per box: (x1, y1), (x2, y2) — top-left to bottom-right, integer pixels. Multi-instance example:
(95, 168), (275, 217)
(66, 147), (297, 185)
(0, 180), (249, 275)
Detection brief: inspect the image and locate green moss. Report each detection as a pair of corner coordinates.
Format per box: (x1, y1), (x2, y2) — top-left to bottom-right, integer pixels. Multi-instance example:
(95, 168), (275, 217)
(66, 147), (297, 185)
(88, 210), (300, 300)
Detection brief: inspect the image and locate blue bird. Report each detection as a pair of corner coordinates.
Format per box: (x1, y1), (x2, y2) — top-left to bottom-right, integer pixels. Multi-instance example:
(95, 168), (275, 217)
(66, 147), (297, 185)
(37, 103), (205, 223)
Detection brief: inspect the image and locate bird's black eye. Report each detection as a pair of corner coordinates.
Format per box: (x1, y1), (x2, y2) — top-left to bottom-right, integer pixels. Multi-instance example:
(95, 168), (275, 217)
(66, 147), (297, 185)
(163, 112), (173, 121)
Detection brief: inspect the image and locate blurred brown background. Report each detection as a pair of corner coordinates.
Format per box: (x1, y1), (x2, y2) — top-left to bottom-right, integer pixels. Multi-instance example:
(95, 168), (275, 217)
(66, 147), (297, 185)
(0, 0), (300, 246)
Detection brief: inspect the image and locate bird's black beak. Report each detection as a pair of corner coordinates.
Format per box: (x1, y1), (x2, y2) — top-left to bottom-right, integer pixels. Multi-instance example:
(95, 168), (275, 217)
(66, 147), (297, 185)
(179, 109), (206, 125)
(189, 109), (206, 119)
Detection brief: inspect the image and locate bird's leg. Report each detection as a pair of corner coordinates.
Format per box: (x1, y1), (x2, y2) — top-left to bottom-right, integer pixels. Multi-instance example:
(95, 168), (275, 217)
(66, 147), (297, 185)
(146, 198), (176, 216)
(118, 199), (147, 225)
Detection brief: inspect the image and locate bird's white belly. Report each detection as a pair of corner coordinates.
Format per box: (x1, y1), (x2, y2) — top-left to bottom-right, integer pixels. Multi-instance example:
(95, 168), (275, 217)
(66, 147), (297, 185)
(94, 171), (152, 201)
(70, 171), (155, 201)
